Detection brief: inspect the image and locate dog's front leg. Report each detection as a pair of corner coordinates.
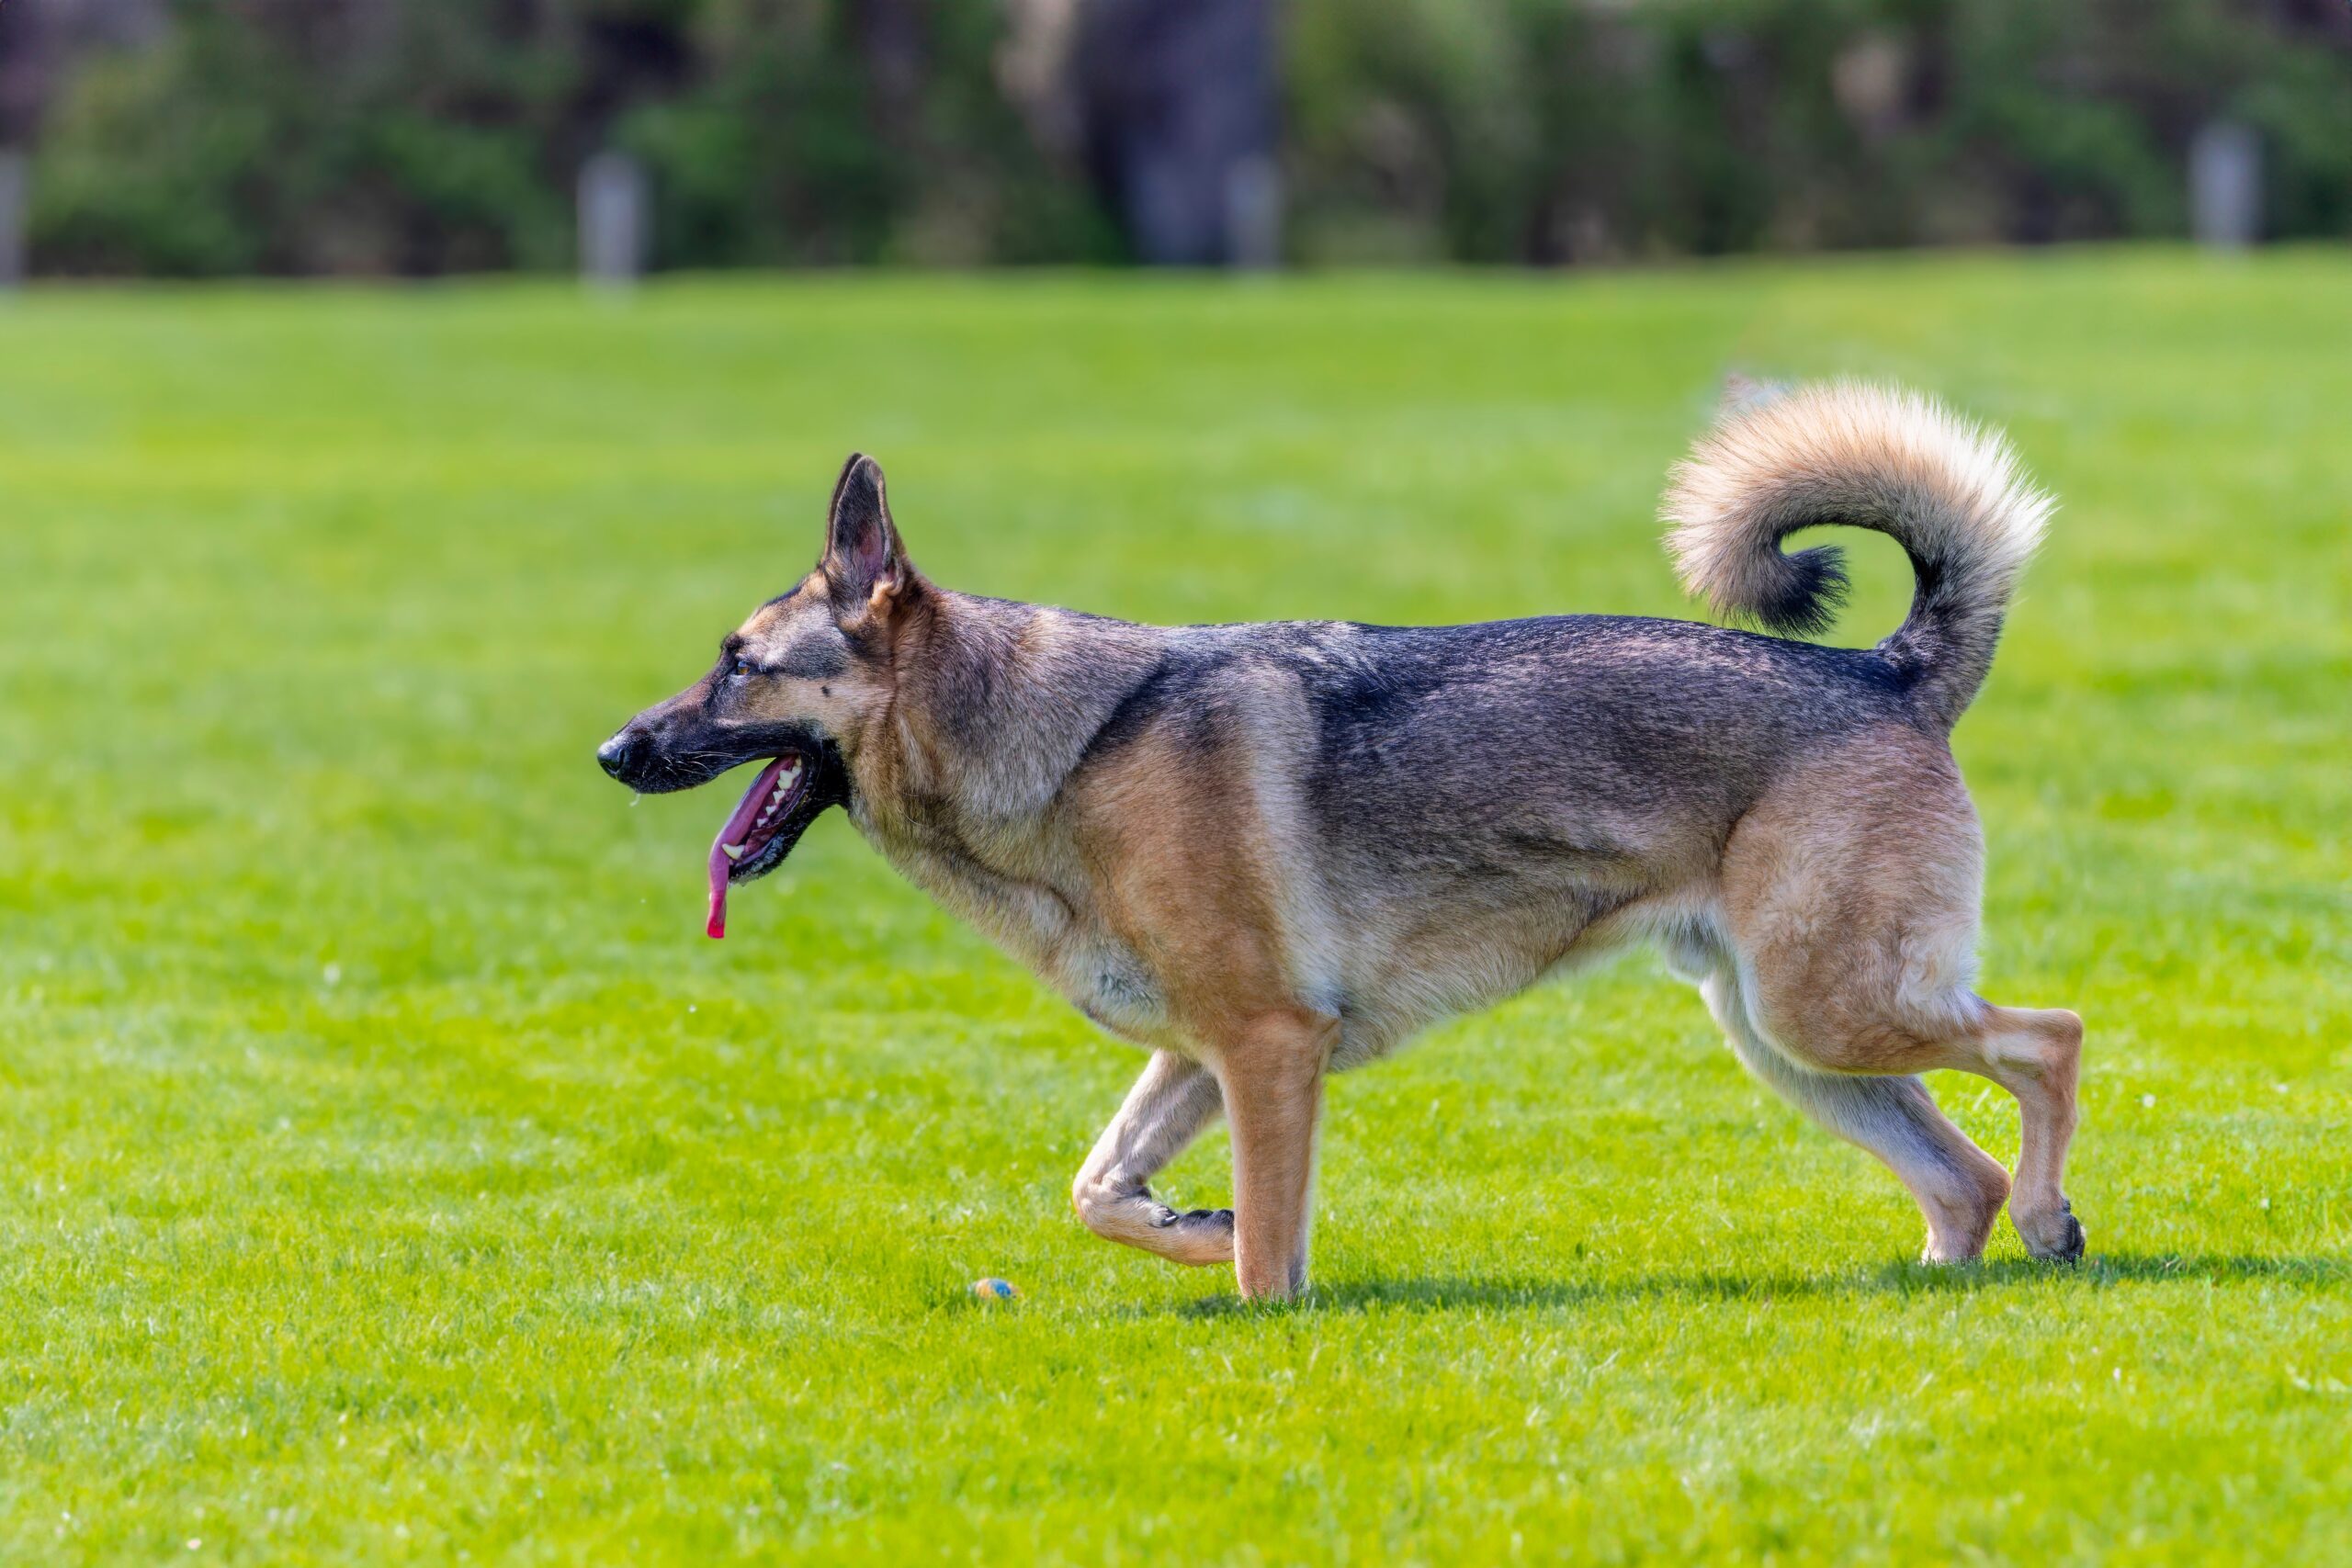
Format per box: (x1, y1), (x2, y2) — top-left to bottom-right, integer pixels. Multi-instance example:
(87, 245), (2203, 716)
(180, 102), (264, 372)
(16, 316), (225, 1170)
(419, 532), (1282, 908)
(1213, 1009), (1337, 1302)
(1071, 1050), (1236, 1266)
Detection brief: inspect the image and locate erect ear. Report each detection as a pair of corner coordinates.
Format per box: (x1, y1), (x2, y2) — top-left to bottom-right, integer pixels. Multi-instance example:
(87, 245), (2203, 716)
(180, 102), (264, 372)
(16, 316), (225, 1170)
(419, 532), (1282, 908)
(823, 453), (907, 608)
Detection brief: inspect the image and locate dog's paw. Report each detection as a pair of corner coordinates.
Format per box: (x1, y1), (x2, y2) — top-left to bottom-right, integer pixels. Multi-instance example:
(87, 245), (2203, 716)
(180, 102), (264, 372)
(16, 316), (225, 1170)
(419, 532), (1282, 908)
(1148, 1203), (1236, 1267)
(2016, 1199), (2086, 1264)
(1919, 1235), (1985, 1266)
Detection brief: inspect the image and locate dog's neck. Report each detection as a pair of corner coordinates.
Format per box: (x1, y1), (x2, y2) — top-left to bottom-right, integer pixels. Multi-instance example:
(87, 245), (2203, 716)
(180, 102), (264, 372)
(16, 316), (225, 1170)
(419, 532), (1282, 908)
(848, 584), (1165, 872)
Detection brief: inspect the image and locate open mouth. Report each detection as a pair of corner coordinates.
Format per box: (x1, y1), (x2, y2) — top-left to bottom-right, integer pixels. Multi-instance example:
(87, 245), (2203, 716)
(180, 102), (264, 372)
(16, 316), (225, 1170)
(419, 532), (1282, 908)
(704, 751), (815, 939)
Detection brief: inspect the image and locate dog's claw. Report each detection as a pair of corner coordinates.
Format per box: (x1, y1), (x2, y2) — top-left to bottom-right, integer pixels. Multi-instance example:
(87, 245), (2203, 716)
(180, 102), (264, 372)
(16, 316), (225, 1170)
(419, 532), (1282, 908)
(1149, 1204), (1234, 1231)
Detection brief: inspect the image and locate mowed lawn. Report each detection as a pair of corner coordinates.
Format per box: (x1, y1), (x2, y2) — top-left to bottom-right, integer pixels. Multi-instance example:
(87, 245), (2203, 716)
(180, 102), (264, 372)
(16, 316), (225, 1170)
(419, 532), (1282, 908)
(2, 251), (2347, 1565)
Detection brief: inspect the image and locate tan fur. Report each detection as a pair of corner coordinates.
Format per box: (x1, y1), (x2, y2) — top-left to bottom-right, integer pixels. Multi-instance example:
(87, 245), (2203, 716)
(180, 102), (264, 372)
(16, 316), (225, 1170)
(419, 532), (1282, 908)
(1716, 726), (2083, 1260)
(1069, 1050), (1235, 1265)
(1071, 730), (1292, 1032)
(733, 577), (900, 750)
(1663, 381), (2051, 624)
(1061, 728), (1339, 1298)
(1660, 381), (2055, 731)
(1215, 1008), (1336, 1299)
(860, 585), (2080, 1287)
(608, 409), (2086, 1301)
(1721, 726), (1987, 1066)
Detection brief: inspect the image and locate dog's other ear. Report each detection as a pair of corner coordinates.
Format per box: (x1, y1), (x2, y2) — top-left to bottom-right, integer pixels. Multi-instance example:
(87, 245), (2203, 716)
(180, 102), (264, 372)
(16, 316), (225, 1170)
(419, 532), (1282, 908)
(823, 453), (908, 613)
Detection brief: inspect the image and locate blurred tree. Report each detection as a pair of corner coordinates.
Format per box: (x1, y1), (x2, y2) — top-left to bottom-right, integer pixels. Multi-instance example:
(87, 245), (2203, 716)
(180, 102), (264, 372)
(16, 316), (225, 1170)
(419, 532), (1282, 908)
(13, 0), (2352, 276)
(24, 0), (1113, 274)
(1283, 0), (2352, 264)
(1076, 0), (1280, 265)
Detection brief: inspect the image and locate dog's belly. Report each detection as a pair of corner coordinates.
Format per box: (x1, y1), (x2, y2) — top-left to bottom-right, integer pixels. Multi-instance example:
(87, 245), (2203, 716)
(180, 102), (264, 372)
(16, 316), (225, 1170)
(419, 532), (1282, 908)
(1319, 871), (1713, 1069)
(867, 794), (1705, 1062)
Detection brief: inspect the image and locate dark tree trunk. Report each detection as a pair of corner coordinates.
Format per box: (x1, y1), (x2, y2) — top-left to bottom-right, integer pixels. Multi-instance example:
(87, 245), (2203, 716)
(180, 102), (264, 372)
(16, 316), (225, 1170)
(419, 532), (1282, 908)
(1077, 0), (1280, 266)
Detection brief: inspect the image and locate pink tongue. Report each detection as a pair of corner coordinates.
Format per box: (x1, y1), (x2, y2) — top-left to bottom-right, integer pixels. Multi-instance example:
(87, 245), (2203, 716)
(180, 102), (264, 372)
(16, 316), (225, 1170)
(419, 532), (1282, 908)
(705, 758), (787, 942)
(706, 844), (730, 940)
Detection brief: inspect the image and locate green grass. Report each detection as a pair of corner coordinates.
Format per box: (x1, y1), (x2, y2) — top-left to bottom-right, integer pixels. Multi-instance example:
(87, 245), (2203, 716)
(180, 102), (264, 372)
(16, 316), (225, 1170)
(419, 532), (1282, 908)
(2, 249), (2347, 1564)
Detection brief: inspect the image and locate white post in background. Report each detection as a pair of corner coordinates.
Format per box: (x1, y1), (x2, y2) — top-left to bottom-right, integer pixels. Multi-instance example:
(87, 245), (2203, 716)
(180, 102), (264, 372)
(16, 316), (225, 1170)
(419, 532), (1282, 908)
(0, 152), (28, 290)
(578, 151), (649, 290)
(2189, 121), (2260, 251)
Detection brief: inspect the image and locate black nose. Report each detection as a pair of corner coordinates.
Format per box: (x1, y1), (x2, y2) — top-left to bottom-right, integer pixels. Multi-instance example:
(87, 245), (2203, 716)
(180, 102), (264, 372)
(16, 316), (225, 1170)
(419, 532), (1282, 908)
(597, 727), (643, 781)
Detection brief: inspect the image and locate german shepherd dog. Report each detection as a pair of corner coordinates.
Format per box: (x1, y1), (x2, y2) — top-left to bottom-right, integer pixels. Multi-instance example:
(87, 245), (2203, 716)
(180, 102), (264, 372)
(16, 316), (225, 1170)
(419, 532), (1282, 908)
(597, 382), (2085, 1300)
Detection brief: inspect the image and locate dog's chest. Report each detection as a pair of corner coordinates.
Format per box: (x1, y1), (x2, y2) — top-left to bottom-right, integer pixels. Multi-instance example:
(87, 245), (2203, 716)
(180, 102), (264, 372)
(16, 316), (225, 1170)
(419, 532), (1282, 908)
(863, 817), (1176, 1046)
(1048, 931), (1173, 1045)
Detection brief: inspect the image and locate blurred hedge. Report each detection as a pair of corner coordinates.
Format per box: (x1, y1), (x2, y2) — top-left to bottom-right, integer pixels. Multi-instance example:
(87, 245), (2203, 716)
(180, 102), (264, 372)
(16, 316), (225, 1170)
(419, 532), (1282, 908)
(22, 0), (2352, 276)
(1286, 0), (2352, 263)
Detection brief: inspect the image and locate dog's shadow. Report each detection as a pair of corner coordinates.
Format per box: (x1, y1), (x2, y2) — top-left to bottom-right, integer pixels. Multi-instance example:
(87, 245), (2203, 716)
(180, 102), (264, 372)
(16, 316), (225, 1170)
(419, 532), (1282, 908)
(1158, 1252), (2348, 1318)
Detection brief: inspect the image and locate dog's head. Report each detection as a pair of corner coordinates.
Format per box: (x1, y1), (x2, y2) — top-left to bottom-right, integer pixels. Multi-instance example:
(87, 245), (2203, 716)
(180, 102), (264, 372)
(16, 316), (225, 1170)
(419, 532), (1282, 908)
(597, 453), (917, 937)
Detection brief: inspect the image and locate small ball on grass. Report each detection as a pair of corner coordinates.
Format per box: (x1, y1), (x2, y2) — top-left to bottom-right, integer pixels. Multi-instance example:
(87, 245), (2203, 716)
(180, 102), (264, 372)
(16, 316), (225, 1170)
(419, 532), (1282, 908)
(970, 1277), (1022, 1302)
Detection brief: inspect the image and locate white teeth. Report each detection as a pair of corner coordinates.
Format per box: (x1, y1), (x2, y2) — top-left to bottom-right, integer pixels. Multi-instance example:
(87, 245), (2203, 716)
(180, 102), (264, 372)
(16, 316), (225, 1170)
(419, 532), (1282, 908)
(722, 843), (746, 861)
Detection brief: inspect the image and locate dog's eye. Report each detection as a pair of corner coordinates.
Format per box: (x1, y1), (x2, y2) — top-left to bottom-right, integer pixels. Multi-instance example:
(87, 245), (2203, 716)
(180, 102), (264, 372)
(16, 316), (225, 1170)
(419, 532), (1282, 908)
(732, 660), (754, 681)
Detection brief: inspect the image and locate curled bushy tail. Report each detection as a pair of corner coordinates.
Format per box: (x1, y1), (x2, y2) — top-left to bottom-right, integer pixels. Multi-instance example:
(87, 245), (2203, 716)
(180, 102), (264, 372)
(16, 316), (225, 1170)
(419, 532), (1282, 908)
(1660, 380), (2053, 731)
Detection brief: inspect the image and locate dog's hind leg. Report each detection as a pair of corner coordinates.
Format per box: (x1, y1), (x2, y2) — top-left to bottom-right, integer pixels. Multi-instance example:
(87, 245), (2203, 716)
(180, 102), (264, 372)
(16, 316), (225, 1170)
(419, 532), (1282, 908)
(1071, 1050), (1236, 1266)
(1701, 967), (2012, 1264)
(1970, 1004), (2084, 1261)
(1786, 1000), (2084, 1262)
(1717, 727), (2087, 1263)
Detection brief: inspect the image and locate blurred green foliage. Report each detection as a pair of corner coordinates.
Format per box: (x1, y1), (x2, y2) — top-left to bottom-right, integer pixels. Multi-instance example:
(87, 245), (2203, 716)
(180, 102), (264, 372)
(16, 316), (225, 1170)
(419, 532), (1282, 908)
(1286, 0), (2352, 262)
(21, 0), (2352, 275)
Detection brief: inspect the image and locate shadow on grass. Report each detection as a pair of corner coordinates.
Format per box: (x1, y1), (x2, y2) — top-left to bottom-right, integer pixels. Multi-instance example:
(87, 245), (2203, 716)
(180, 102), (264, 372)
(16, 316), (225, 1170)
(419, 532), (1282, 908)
(1156, 1252), (2348, 1319)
